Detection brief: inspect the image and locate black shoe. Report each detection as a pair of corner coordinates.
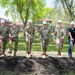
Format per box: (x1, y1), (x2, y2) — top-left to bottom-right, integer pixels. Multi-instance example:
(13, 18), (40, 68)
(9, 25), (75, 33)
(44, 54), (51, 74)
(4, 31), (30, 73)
(69, 55), (72, 58)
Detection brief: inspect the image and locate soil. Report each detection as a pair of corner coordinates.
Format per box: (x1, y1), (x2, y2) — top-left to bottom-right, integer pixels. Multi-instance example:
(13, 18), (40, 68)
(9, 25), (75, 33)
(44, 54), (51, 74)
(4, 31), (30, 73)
(0, 56), (75, 75)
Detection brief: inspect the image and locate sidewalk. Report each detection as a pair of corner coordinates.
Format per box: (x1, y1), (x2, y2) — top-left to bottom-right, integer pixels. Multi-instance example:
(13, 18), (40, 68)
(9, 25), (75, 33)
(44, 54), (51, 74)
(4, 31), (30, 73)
(5, 51), (75, 58)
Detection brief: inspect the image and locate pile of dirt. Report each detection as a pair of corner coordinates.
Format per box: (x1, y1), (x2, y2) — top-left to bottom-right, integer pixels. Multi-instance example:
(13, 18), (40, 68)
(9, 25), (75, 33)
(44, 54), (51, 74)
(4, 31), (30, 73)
(0, 56), (75, 75)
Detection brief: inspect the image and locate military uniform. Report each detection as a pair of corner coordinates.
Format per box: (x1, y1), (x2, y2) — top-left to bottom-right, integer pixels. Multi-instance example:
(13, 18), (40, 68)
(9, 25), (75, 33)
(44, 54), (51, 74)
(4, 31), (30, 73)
(9, 25), (19, 56)
(40, 26), (50, 55)
(54, 25), (66, 55)
(0, 25), (3, 54)
(1, 25), (10, 56)
(24, 25), (35, 55)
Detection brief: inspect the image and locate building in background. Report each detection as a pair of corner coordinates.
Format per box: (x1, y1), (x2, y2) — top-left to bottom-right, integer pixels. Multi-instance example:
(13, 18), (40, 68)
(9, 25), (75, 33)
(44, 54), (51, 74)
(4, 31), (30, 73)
(0, 18), (12, 26)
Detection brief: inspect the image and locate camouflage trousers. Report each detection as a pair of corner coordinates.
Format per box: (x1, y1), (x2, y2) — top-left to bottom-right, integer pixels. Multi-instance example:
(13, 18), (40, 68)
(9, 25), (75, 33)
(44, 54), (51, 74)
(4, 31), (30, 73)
(26, 39), (33, 54)
(2, 38), (8, 54)
(41, 39), (49, 54)
(55, 38), (63, 52)
(9, 37), (18, 56)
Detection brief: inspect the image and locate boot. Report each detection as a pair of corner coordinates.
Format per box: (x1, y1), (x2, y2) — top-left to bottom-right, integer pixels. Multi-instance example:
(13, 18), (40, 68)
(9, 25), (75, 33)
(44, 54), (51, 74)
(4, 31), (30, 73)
(27, 54), (32, 58)
(57, 51), (61, 56)
(69, 54), (72, 58)
(42, 52), (45, 55)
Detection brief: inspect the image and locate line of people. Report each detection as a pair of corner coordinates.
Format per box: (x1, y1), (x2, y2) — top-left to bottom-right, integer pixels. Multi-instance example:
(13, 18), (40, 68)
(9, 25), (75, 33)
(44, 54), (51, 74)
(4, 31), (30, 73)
(54, 20), (75, 58)
(24, 19), (75, 58)
(0, 20), (19, 56)
(0, 19), (75, 58)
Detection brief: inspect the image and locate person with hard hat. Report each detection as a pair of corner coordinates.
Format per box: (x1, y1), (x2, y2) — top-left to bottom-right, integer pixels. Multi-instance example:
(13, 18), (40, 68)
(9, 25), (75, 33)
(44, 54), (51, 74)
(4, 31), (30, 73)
(0, 19), (10, 56)
(68, 21), (75, 58)
(24, 19), (35, 57)
(54, 20), (66, 56)
(8, 23), (19, 56)
(40, 21), (50, 58)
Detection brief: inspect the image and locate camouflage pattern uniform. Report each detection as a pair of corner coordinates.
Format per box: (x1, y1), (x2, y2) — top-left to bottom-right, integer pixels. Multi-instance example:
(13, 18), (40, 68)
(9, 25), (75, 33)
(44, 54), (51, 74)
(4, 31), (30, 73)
(1, 24), (10, 56)
(54, 25), (66, 55)
(24, 25), (35, 55)
(9, 25), (19, 56)
(0, 25), (3, 54)
(40, 26), (50, 55)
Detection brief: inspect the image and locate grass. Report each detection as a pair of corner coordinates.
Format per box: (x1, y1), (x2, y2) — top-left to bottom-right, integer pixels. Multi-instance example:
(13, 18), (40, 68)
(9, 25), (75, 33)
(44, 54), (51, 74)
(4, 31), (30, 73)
(5, 32), (75, 52)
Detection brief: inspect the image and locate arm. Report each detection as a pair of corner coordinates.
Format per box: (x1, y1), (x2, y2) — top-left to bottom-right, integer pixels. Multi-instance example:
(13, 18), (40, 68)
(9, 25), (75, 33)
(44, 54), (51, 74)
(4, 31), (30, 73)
(53, 28), (57, 41)
(33, 27), (35, 36)
(25, 27), (31, 36)
(12, 28), (19, 38)
(61, 28), (66, 39)
(39, 28), (42, 39)
(68, 32), (74, 40)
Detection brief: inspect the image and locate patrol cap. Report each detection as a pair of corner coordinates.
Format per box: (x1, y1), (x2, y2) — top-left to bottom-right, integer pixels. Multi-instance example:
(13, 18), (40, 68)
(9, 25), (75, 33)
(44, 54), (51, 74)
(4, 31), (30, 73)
(58, 20), (62, 23)
(1, 19), (5, 23)
(43, 21), (47, 25)
(28, 19), (32, 23)
(70, 21), (75, 25)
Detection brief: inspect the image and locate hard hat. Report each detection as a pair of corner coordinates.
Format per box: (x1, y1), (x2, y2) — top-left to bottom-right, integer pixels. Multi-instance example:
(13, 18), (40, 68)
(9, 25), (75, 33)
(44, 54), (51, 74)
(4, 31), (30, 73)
(58, 20), (62, 23)
(70, 21), (75, 25)
(28, 19), (32, 23)
(43, 21), (47, 24)
(1, 19), (5, 23)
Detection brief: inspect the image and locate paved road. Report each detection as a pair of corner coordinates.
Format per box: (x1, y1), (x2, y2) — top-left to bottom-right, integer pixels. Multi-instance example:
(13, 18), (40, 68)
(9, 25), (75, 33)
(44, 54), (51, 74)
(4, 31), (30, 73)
(2, 50), (75, 58)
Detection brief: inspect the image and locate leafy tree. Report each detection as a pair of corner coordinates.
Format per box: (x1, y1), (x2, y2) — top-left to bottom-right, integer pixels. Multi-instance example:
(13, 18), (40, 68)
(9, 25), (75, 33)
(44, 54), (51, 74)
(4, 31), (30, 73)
(54, 0), (75, 21)
(30, 0), (46, 23)
(0, 0), (46, 28)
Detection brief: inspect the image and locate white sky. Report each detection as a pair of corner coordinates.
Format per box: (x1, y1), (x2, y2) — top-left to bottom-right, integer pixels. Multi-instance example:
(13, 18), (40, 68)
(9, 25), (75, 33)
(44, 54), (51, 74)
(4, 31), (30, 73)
(0, 7), (12, 21)
(0, 0), (54, 21)
(46, 0), (54, 7)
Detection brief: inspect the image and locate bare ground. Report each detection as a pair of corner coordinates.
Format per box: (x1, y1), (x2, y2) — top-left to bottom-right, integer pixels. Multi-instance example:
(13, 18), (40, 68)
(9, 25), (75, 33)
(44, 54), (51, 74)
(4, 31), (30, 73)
(0, 51), (75, 75)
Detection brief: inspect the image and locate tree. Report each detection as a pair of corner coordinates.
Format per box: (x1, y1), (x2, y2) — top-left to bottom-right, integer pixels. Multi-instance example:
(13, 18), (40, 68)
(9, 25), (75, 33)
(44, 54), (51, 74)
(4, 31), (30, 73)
(30, 0), (46, 23)
(0, 0), (46, 28)
(54, 0), (75, 21)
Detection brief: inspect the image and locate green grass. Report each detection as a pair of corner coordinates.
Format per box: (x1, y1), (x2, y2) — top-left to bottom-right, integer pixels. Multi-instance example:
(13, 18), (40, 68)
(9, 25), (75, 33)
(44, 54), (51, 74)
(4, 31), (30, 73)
(5, 32), (75, 52)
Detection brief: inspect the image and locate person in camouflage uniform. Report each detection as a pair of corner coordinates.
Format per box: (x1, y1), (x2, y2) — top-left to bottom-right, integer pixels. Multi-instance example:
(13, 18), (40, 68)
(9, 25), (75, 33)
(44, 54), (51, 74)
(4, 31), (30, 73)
(0, 20), (4, 55)
(24, 19), (35, 57)
(54, 20), (66, 56)
(40, 21), (50, 57)
(9, 23), (19, 56)
(1, 19), (10, 56)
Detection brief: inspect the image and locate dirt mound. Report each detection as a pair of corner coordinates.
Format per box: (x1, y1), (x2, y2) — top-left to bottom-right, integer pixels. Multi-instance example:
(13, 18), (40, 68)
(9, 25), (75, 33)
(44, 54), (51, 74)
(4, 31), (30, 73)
(0, 56), (75, 75)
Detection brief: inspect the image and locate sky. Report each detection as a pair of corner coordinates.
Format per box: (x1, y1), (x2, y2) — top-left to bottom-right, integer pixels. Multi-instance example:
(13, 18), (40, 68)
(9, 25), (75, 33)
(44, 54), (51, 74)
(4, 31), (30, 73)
(46, 0), (54, 8)
(0, 0), (54, 21)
